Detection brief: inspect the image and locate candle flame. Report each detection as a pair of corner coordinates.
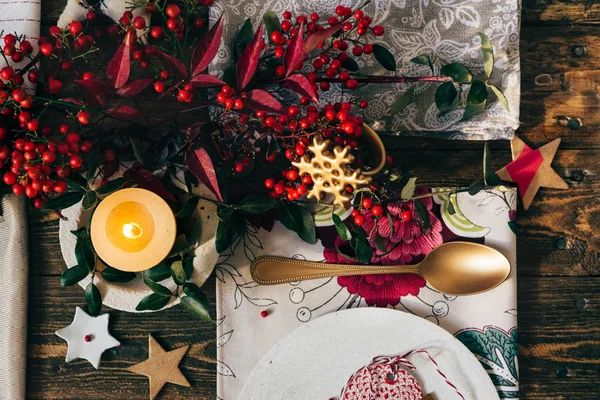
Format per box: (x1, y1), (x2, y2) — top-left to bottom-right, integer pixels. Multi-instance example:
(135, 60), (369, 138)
(122, 222), (143, 239)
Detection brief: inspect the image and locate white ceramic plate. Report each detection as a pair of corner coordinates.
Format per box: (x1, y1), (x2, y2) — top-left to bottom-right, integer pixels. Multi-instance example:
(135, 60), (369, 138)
(59, 172), (219, 313)
(239, 308), (498, 400)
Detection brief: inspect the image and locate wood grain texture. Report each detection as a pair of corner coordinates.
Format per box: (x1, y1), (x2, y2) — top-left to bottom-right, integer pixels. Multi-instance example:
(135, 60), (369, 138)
(26, 1), (600, 399)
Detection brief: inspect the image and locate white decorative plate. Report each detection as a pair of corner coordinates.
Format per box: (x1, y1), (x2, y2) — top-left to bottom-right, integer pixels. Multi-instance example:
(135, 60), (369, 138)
(239, 308), (498, 400)
(59, 182), (219, 313)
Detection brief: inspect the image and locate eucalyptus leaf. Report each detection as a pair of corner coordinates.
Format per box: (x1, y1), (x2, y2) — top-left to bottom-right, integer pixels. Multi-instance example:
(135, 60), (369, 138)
(170, 260), (187, 285)
(238, 194), (277, 214)
(182, 283), (212, 322)
(42, 192), (84, 210)
(411, 54), (434, 73)
(401, 177), (417, 200)
(263, 11), (280, 37)
(278, 201), (303, 233)
(350, 234), (373, 264)
(130, 137), (153, 167)
(483, 142), (502, 186)
(101, 266), (137, 283)
(96, 178), (127, 195)
(297, 206), (317, 244)
(467, 80), (487, 105)
(215, 210), (236, 253)
(136, 293), (171, 311)
(440, 63), (473, 84)
(332, 213), (352, 241)
(144, 262), (172, 282)
(414, 201), (431, 231)
(81, 191), (97, 210)
(235, 19), (254, 61)
(75, 231), (95, 272)
(375, 233), (387, 252)
(479, 33), (494, 79)
(488, 84), (510, 112)
(372, 44), (396, 71)
(176, 196), (200, 218)
(462, 100), (487, 121)
(341, 57), (359, 72)
(85, 282), (102, 316)
(59, 265), (89, 286)
(142, 274), (173, 296)
(183, 256), (194, 280)
(67, 173), (88, 189)
(389, 87), (414, 116)
(435, 81), (458, 112)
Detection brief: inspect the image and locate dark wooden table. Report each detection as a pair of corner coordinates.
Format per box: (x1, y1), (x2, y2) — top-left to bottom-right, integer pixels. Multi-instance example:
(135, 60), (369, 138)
(26, 1), (600, 399)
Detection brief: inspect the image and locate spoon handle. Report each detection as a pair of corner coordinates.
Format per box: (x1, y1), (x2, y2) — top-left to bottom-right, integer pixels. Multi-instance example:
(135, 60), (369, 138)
(251, 256), (419, 285)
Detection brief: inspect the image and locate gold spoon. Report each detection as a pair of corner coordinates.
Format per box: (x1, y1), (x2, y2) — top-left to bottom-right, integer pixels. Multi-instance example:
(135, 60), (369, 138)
(251, 242), (510, 296)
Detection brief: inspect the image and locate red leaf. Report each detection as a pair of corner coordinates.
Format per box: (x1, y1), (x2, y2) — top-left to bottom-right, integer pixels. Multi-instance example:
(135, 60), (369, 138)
(186, 148), (223, 201)
(106, 30), (134, 89)
(115, 78), (154, 98)
(284, 21), (304, 77)
(189, 74), (226, 88)
(107, 105), (144, 120)
(162, 51), (188, 79)
(123, 168), (177, 203)
(102, 160), (119, 180)
(59, 97), (83, 105)
(236, 24), (264, 90)
(82, 91), (106, 108)
(243, 89), (286, 115)
(303, 24), (342, 54)
(75, 78), (114, 96)
(286, 74), (318, 103)
(191, 15), (224, 77)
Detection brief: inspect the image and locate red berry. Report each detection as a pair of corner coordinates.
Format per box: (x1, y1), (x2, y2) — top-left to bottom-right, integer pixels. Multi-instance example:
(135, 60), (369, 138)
(362, 198), (373, 209)
(335, 6), (345, 16)
(354, 10), (364, 19)
(69, 155), (83, 169)
(346, 79), (358, 89)
(154, 81), (165, 93)
(11, 52), (23, 62)
(26, 119), (39, 131)
(133, 16), (146, 30)
(20, 40), (32, 54)
(372, 204), (384, 217)
(40, 42), (54, 56)
(353, 46), (363, 56)
(33, 198), (44, 209)
(18, 111), (31, 124)
(84, 334), (93, 342)
(167, 18), (180, 31)
(3, 171), (16, 185)
(260, 310), (268, 318)
(270, 31), (282, 43)
(165, 4), (180, 18)
(234, 162), (244, 173)
(342, 121), (355, 134)
(80, 140), (93, 153)
(265, 178), (275, 189)
(353, 214), (366, 226)
(359, 100), (369, 108)
(77, 110), (91, 125)
(56, 165), (71, 178)
(69, 21), (83, 36)
(3, 34), (15, 46)
(66, 132), (80, 143)
(41, 151), (56, 163)
(25, 185), (37, 198)
(274, 182), (285, 195)
(27, 70), (40, 83)
(286, 169), (299, 181)
(150, 26), (163, 39)
(0, 66), (13, 80)
(53, 180), (67, 193)
(283, 11), (292, 19)
(87, 11), (97, 21)
(12, 184), (24, 196)
(275, 65), (285, 76)
(133, 49), (144, 61)
(401, 209), (412, 222)
(372, 25), (385, 36)
(363, 44), (373, 54)
(49, 79), (63, 94)
(234, 98), (244, 109)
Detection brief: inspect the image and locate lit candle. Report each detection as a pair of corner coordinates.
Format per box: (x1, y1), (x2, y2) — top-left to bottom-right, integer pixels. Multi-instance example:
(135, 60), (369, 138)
(90, 188), (177, 272)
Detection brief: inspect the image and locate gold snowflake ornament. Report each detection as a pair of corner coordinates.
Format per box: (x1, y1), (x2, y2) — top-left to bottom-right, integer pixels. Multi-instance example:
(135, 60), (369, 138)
(293, 137), (371, 207)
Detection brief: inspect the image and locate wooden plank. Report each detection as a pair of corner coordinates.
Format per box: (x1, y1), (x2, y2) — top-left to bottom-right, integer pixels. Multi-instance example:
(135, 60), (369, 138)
(523, 0), (600, 25)
(27, 275), (600, 399)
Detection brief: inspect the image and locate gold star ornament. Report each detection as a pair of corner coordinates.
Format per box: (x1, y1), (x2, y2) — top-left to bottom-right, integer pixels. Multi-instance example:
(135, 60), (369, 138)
(496, 135), (568, 210)
(128, 335), (191, 399)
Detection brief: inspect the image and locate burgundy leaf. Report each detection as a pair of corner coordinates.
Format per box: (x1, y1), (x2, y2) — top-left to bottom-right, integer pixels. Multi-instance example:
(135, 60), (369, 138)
(115, 78), (154, 98)
(102, 160), (119, 180)
(243, 89), (286, 115)
(189, 74), (226, 88)
(59, 97), (83, 105)
(107, 105), (144, 120)
(303, 24), (342, 54)
(236, 24), (264, 90)
(191, 15), (224, 77)
(162, 51), (188, 79)
(106, 30), (134, 89)
(186, 148), (223, 201)
(123, 168), (177, 202)
(82, 91), (106, 109)
(284, 20), (304, 76)
(75, 78), (114, 96)
(286, 74), (318, 103)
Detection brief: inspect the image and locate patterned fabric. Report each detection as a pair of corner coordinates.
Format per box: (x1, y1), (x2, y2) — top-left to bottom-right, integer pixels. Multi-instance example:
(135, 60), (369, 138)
(216, 188), (519, 399)
(209, 0), (521, 140)
(340, 363), (423, 400)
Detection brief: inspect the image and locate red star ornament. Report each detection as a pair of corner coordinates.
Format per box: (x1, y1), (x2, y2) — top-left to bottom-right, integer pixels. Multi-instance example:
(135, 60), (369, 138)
(496, 136), (568, 210)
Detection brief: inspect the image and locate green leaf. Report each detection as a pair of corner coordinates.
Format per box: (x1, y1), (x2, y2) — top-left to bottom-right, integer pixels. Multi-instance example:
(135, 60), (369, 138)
(238, 194), (277, 214)
(130, 137), (153, 167)
(488, 84), (510, 112)
(176, 196), (200, 218)
(297, 206), (317, 245)
(222, 65), (237, 87)
(101, 266), (136, 283)
(508, 220), (517, 234)
(372, 44), (396, 71)
(467, 79), (488, 105)
(182, 283), (212, 322)
(411, 54), (434, 73)
(447, 200), (456, 215)
(170, 260), (187, 285)
(462, 100), (487, 121)
(387, 213), (395, 237)
(59, 265), (89, 286)
(332, 213), (351, 241)
(435, 81), (458, 112)
(341, 57), (359, 72)
(136, 293), (171, 311)
(440, 63), (473, 84)
(278, 201), (303, 233)
(479, 33), (494, 79)
(42, 192), (84, 210)
(85, 282), (102, 317)
(215, 210), (235, 253)
(235, 19), (254, 61)
(75, 231), (95, 272)
(414, 201), (431, 231)
(389, 87), (414, 116)
(183, 257), (194, 280)
(263, 11), (280, 37)
(351, 234), (373, 264)
(66, 173), (88, 189)
(483, 142), (502, 186)
(467, 179), (485, 196)
(144, 262), (172, 282)
(96, 177), (127, 195)
(168, 234), (191, 257)
(82, 191), (97, 210)
(401, 177), (417, 200)
(142, 274), (172, 296)
(375, 233), (387, 252)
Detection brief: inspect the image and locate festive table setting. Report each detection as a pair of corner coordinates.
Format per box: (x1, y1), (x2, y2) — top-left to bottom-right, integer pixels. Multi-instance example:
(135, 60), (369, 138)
(1, 0), (599, 399)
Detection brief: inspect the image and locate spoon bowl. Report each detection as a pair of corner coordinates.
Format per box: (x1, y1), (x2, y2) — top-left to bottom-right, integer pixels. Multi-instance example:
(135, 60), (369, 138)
(251, 241), (511, 296)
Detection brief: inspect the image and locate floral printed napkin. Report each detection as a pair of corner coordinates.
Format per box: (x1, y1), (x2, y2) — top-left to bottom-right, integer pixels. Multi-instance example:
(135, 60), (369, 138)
(209, 0), (521, 140)
(216, 188), (520, 399)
